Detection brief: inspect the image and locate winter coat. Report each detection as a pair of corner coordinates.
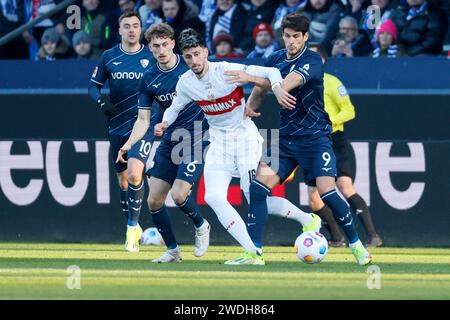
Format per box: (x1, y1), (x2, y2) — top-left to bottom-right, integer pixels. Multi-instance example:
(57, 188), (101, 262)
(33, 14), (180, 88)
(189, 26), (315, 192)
(208, 3), (247, 53)
(239, 1), (278, 52)
(302, 1), (342, 53)
(390, 4), (446, 56)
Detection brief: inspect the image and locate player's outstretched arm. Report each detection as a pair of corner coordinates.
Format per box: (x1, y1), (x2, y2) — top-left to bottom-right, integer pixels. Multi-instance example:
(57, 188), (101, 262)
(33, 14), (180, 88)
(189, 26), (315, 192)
(223, 63), (296, 109)
(116, 109), (150, 163)
(223, 64), (282, 89)
(225, 69), (272, 91)
(281, 72), (304, 93)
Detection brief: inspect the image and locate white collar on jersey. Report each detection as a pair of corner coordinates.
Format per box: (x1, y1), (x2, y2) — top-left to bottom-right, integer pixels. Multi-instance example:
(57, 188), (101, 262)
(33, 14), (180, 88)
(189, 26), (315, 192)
(285, 45), (307, 62)
(157, 54), (180, 73)
(119, 44), (145, 55)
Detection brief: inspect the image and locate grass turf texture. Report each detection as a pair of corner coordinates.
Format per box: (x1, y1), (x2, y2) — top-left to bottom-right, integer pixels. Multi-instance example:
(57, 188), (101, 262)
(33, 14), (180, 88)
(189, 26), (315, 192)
(0, 243), (449, 299)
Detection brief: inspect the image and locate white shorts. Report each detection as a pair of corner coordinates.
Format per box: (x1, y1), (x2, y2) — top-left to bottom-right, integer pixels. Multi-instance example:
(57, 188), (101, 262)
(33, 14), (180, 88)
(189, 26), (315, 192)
(204, 120), (263, 193)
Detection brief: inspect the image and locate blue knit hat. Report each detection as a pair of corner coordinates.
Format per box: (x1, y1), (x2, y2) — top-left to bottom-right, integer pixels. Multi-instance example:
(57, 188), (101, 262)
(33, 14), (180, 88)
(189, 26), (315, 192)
(41, 27), (60, 44)
(72, 30), (91, 47)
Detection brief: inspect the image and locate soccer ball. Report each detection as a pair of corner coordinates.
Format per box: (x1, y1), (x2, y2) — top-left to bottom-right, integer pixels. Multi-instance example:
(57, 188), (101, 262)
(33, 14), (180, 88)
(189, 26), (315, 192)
(294, 231), (328, 264)
(140, 227), (164, 246)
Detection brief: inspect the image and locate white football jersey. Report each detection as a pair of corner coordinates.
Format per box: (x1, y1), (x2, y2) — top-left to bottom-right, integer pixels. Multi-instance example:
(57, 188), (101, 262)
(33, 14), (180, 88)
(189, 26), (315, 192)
(171, 61), (249, 130)
(162, 61), (282, 132)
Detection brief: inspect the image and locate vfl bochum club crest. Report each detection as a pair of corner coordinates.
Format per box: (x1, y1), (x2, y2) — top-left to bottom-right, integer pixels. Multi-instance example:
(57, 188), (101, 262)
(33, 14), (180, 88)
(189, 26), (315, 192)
(140, 59), (150, 68)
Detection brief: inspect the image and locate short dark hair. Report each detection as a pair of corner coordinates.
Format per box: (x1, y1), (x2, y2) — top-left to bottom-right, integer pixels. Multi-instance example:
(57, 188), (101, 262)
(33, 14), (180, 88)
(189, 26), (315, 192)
(162, 0), (182, 7)
(118, 10), (142, 26)
(281, 13), (309, 35)
(308, 43), (328, 63)
(178, 28), (205, 51)
(145, 23), (175, 43)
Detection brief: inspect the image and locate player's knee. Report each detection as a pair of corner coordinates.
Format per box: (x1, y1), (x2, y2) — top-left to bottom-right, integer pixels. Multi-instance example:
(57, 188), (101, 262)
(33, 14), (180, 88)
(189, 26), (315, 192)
(337, 181), (355, 198)
(118, 178), (128, 190)
(309, 195), (323, 212)
(128, 170), (142, 186)
(148, 195), (164, 211)
(308, 187), (324, 211)
(171, 191), (189, 206)
(256, 164), (279, 188)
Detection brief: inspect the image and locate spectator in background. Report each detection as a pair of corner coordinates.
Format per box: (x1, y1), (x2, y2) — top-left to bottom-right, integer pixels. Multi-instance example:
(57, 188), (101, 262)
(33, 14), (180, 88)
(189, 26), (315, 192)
(118, 0), (139, 13)
(210, 31), (244, 59)
(72, 30), (96, 59)
(239, 0), (278, 53)
(81, 0), (119, 57)
(372, 19), (402, 57)
(247, 22), (279, 58)
(390, 0), (446, 56)
(0, 0), (28, 59)
(436, 0), (450, 50)
(139, 0), (164, 31)
(331, 16), (373, 57)
(273, 0), (307, 40)
(338, 0), (369, 22)
(198, 0), (216, 43)
(361, 0), (396, 45)
(22, 0), (67, 59)
(208, 0), (247, 53)
(302, 0), (342, 53)
(162, 0), (204, 52)
(35, 27), (70, 60)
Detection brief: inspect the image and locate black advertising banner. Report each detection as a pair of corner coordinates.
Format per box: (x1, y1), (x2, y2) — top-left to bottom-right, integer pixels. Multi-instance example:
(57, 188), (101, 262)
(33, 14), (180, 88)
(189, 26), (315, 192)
(0, 93), (449, 246)
(1, 138), (449, 246)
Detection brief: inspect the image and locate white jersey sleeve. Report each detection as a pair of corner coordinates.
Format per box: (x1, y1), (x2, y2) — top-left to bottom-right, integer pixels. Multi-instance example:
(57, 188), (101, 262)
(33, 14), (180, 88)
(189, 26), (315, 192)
(162, 78), (193, 126)
(222, 61), (283, 87)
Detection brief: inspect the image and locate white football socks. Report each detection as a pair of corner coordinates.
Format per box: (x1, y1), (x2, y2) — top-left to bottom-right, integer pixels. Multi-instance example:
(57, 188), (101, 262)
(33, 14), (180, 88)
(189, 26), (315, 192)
(267, 196), (314, 226)
(204, 171), (258, 255)
(210, 199), (258, 254)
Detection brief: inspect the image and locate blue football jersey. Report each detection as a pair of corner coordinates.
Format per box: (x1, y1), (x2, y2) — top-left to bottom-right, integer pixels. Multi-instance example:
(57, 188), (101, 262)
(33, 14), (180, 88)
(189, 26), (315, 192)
(138, 54), (206, 142)
(90, 44), (155, 136)
(266, 46), (332, 137)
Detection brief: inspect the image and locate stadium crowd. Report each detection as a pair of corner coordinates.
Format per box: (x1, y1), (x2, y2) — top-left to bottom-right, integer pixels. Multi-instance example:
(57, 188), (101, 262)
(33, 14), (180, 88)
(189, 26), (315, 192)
(0, 0), (449, 60)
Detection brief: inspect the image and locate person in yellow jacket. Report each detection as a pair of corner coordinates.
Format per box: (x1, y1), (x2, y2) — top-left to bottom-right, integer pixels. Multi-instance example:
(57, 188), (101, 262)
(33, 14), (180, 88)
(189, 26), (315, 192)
(308, 43), (382, 248)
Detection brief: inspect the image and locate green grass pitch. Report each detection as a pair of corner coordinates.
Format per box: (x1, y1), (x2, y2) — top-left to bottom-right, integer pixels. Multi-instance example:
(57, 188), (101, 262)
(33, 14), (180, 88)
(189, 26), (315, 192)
(0, 243), (449, 299)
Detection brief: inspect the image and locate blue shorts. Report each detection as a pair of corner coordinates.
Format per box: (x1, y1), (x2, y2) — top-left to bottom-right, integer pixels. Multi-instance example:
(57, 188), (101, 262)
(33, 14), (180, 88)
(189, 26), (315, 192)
(269, 135), (337, 186)
(128, 130), (155, 165)
(146, 137), (208, 186)
(109, 131), (155, 173)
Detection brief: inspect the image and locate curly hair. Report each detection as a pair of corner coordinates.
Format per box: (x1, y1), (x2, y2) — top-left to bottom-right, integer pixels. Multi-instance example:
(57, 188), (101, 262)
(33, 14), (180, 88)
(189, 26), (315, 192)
(178, 28), (205, 51)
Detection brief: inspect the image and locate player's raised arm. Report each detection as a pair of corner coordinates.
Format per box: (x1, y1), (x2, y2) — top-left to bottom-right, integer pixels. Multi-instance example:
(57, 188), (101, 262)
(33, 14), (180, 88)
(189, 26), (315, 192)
(223, 62), (296, 110)
(223, 62), (282, 89)
(155, 80), (192, 136)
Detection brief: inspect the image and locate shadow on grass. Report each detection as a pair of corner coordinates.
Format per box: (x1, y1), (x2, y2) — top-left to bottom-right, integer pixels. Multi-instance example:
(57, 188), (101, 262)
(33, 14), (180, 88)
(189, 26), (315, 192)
(1, 257), (450, 275)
